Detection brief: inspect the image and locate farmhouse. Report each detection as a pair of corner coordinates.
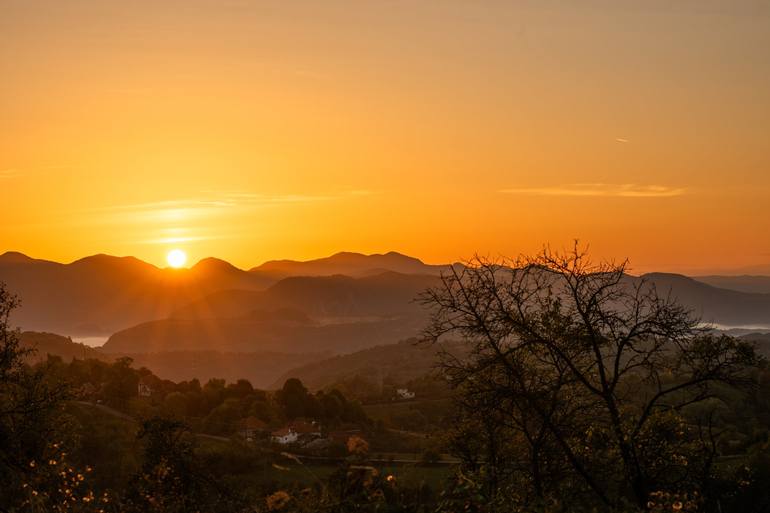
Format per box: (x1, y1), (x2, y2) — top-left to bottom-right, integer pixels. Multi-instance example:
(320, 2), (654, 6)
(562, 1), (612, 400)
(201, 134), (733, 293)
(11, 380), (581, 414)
(271, 420), (322, 445)
(396, 388), (415, 400)
(271, 427), (299, 445)
(137, 379), (153, 397)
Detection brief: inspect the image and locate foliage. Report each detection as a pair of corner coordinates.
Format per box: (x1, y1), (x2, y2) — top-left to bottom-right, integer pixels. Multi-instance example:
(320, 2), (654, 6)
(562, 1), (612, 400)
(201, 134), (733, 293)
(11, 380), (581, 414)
(121, 417), (245, 513)
(14, 442), (112, 513)
(420, 245), (765, 511)
(0, 283), (73, 510)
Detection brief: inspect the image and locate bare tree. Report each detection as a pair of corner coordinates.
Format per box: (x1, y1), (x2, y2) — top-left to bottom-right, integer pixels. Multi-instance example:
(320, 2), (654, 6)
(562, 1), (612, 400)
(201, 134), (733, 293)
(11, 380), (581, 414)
(421, 244), (761, 510)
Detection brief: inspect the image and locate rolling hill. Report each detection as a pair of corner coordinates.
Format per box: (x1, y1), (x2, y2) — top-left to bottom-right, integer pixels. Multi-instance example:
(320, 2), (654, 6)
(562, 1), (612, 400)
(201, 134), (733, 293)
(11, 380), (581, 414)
(103, 270), (439, 354)
(171, 271), (439, 321)
(0, 251), (449, 337)
(6, 250), (770, 361)
(101, 311), (424, 354)
(20, 331), (106, 363)
(250, 251), (452, 279)
(0, 252), (272, 335)
(692, 275), (770, 294)
(270, 338), (466, 391)
(639, 273), (770, 327)
(19, 331), (327, 388)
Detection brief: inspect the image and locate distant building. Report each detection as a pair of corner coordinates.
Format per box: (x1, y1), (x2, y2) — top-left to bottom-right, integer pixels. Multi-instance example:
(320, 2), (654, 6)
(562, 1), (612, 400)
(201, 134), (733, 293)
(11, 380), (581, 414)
(271, 427), (299, 445)
(287, 420), (321, 437)
(138, 379), (152, 397)
(238, 416), (269, 441)
(271, 419), (322, 445)
(396, 388), (415, 400)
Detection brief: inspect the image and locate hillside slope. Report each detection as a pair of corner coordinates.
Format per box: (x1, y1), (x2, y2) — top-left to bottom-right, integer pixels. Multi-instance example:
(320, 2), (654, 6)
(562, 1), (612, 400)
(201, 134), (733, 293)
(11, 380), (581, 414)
(250, 251), (452, 278)
(641, 273), (770, 326)
(0, 252), (271, 335)
(19, 331), (326, 388)
(270, 339), (466, 391)
(692, 275), (770, 294)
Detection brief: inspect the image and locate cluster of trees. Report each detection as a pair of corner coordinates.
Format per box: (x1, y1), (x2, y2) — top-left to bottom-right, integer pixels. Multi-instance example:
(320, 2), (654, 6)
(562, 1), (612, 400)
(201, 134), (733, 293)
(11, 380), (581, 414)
(39, 355), (369, 437)
(421, 246), (770, 512)
(322, 372), (451, 405)
(274, 377), (367, 425)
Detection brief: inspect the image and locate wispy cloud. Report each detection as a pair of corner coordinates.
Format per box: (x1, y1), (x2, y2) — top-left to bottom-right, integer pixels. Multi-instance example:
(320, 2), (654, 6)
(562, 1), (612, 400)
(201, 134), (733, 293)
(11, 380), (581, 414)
(1, 164), (76, 179)
(86, 191), (357, 214)
(0, 169), (23, 179)
(206, 190), (379, 204)
(135, 234), (233, 245)
(72, 190), (380, 228)
(500, 183), (686, 198)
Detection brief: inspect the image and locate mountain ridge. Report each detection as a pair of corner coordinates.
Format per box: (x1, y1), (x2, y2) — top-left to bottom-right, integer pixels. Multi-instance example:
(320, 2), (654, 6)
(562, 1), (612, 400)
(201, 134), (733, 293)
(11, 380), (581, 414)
(4, 249), (770, 341)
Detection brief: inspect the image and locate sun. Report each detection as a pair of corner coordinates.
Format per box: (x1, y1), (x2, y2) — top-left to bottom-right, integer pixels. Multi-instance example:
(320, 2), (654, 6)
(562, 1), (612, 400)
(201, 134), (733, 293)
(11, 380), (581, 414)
(166, 249), (187, 268)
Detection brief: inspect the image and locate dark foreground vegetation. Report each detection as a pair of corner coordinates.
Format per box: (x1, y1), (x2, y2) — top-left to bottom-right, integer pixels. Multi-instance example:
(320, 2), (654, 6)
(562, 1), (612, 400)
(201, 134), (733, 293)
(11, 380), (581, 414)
(3, 247), (770, 512)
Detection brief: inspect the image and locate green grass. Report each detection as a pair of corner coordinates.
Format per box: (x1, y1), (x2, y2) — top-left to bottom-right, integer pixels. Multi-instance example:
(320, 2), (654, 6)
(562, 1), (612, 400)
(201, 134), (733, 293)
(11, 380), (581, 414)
(363, 398), (451, 431)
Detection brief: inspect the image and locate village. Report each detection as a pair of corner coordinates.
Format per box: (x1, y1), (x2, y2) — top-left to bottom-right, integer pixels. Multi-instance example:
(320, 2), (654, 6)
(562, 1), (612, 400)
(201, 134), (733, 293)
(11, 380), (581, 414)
(71, 360), (427, 460)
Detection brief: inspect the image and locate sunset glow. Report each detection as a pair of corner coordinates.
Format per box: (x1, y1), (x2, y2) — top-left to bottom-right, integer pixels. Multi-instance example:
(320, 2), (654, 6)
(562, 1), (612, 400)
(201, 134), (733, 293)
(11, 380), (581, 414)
(3, 4), (770, 509)
(1, 1), (769, 274)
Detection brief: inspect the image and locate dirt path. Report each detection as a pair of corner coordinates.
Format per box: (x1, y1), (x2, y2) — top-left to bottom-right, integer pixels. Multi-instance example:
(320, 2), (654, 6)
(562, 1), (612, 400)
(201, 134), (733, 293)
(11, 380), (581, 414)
(73, 401), (135, 421)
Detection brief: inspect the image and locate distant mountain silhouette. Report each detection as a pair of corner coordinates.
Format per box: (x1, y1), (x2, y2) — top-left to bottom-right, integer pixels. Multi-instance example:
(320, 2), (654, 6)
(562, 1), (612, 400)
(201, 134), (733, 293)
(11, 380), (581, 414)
(18, 331), (326, 388)
(638, 273), (770, 326)
(0, 251), (272, 335)
(101, 314), (423, 355)
(102, 270), (438, 354)
(20, 331), (105, 363)
(170, 271), (439, 320)
(10, 251), (770, 389)
(5, 249), (770, 346)
(250, 251), (451, 278)
(0, 250), (453, 335)
(692, 275), (770, 294)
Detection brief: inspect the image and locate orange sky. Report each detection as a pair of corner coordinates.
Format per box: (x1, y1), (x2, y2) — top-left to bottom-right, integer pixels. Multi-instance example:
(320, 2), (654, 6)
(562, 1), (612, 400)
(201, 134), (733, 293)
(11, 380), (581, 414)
(2, 1), (770, 274)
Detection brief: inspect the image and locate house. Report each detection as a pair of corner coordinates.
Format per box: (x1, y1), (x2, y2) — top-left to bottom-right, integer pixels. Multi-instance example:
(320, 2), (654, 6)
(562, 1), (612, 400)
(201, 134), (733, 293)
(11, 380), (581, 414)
(287, 420), (321, 438)
(271, 420), (322, 445)
(271, 427), (299, 445)
(238, 416), (269, 441)
(138, 379), (152, 397)
(396, 388), (415, 400)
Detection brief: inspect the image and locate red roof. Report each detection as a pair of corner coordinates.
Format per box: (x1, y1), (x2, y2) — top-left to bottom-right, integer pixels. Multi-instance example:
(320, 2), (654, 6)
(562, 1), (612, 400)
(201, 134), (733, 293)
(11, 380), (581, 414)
(288, 420), (320, 434)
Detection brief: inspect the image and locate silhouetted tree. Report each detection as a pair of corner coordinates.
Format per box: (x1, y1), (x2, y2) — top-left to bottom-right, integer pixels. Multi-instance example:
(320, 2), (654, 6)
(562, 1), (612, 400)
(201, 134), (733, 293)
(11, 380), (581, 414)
(103, 357), (139, 410)
(123, 417), (243, 513)
(276, 378), (318, 420)
(421, 245), (762, 511)
(0, 282), (72, 510)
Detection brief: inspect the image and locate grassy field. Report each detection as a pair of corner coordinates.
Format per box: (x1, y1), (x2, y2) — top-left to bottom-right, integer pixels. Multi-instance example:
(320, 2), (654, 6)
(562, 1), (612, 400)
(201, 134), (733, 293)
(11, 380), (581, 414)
(258, 461), (451, 489)
(363, 397), (451, 435)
